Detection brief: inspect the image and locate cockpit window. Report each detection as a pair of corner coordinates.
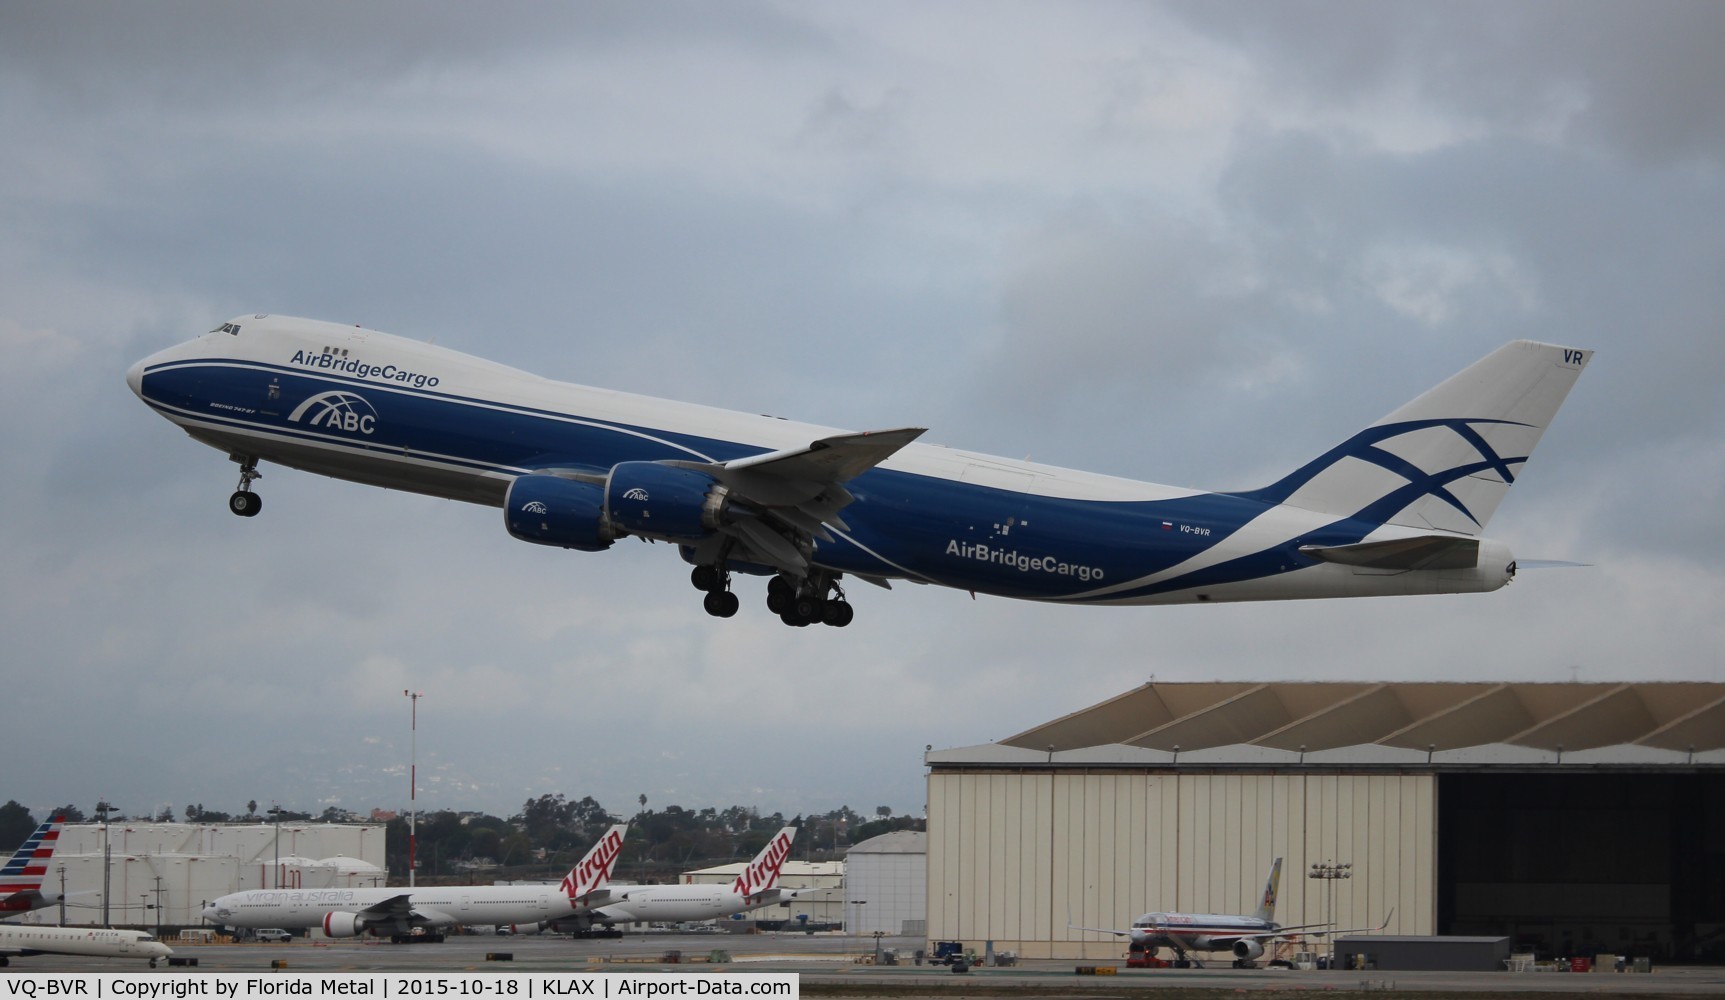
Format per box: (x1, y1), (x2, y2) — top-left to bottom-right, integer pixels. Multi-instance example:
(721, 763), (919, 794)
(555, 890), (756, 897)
(208, 322), (243, 336)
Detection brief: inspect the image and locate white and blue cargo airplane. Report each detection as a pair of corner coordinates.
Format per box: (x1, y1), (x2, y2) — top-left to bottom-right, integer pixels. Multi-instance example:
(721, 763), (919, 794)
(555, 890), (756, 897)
(127, 315), (1590, 626)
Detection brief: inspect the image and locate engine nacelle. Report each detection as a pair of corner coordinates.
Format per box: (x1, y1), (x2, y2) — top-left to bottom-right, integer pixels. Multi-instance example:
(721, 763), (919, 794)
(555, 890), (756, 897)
(504, 922), (545, 936)
(606, 462), (723, 540)
(322, 912), (367, 938)
(1232, 938), (1265, 962)
(505, 475), (617, 552)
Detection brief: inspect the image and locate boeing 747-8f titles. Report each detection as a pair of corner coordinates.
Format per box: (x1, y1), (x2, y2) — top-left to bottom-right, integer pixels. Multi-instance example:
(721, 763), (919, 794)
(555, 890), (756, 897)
(202, 823), (627, 941)
(128, 316), (1590, 626)
(1072, 859), (1391, 968)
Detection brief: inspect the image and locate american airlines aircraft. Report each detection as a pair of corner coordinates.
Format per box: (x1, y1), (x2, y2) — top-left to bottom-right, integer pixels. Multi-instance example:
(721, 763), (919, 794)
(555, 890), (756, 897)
(0, 924), (173, 967)
(202, 823), (627, 941)
(581, 824), (801, 929)
(1072, 859), (1389, 967)
(1, 816), (65, 917)
(128, 316), (1590, 626)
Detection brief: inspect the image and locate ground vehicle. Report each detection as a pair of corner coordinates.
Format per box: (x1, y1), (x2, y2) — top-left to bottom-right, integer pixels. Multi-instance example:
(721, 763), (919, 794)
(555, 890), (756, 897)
(255, 928), (292, 943)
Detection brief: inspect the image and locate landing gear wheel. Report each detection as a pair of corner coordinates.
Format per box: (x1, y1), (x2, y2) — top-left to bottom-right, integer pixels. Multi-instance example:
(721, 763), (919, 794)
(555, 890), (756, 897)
(779, 608), (812, 627)
(793, 594), (822, 622)
(703, 590), (739, 618)
(822, 600), (854, 627)
(229, 454), (263, 516)
(766, 575), (794, 614)
(229, 490), (262, 517)
(691, 565), (721, 592)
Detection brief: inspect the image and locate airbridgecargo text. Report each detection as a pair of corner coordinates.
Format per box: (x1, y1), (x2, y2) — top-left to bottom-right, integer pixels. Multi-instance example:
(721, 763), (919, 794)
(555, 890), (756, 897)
(289, 351), (440, 389)
(945, 540), (1103, 583)
(5, 976), (795, 1000)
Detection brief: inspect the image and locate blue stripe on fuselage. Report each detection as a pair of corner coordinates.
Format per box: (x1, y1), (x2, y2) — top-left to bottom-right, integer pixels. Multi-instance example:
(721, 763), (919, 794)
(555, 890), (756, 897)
(140, 359), (1321, 601)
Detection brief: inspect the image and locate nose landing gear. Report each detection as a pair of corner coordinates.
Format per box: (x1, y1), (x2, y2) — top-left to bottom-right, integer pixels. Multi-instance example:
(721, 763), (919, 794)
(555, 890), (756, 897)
(228, 454), (262, 517)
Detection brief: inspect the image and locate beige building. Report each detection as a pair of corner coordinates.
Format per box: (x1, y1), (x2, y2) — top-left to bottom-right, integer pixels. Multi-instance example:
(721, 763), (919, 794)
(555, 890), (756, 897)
(926, 682), (1725, 962)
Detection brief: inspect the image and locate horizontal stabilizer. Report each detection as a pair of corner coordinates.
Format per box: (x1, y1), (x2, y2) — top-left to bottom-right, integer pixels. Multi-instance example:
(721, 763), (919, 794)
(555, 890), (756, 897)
(1300, 536), (1478, 571)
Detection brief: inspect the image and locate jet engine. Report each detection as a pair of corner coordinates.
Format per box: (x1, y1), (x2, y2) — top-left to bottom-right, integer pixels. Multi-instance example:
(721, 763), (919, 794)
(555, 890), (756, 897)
(321, 912), (369, 938)
(504, 922), (545, 936)
(1232, 939), (1265, 962)
(505, 474), (617, 552)
(605, 462), (726, 540)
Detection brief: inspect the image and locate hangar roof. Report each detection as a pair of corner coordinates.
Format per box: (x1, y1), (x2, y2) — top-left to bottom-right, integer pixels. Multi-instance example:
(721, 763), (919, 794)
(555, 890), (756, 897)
(998, 681), (1725, 755)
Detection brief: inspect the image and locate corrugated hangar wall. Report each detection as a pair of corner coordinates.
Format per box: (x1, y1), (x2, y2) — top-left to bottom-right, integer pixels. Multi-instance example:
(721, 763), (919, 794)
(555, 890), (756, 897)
(927, 770), (1434, 959)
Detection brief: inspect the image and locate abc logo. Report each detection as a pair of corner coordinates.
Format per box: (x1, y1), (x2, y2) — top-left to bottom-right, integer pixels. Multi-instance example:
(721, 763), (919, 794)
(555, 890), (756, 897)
(288, 391), (378, 435)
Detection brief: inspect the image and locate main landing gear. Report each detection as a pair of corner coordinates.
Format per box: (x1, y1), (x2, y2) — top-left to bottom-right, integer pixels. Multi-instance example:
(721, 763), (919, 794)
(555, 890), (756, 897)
(228, 454), (262, 517)
(689, 565), (855, 626)
(690, 564), (740, 618)
(766, 573), (854, 628)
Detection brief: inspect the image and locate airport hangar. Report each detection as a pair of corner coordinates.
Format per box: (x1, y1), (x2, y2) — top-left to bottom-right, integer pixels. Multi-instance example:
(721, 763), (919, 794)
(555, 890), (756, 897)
(924, 681), (1725, 963)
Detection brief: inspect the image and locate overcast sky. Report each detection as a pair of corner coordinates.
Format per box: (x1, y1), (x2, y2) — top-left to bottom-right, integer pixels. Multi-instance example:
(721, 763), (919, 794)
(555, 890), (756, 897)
(3, 1), (1721, 827)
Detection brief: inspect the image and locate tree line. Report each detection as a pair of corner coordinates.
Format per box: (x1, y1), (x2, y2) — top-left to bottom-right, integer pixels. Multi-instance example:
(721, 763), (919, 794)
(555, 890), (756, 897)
(0, 798), (923, 882)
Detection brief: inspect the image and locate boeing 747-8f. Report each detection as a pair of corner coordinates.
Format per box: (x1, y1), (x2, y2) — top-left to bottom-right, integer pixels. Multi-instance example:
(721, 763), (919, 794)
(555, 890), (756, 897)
(128, 316), (1590, 626)
(202, 823), (627, 941)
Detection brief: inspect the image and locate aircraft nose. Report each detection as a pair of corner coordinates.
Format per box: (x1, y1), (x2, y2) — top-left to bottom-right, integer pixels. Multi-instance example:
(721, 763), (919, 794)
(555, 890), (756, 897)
(201, 904), (219, 922)
(125, 356), (146, 397)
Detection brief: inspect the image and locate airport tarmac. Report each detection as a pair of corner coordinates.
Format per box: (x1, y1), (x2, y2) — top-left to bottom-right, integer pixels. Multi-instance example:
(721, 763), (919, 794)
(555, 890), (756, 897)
(4, 933), (1723, 996)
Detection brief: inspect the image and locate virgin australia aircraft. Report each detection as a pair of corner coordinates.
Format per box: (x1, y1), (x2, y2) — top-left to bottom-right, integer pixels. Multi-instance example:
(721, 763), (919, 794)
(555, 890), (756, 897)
(127, 315), (1591, 627)
(202, 823), (627, 941)
(1071, 859), (1390, 968)
(523, 825), (802, 934)
(0, 924), (173, 967)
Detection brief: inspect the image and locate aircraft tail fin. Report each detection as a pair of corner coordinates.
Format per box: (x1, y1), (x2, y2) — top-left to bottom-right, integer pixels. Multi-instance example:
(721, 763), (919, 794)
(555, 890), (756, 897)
(1240, 341), (1591, 535)
(730, 826), (798, 897)
(559, 824), (629, 903)
(1254, 858), (1283, 924)
(1, 815), (63, 905)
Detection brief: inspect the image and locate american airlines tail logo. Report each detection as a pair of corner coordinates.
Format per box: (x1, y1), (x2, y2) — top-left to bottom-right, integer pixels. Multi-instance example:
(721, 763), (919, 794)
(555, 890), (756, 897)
(561, 827), (627, 899)
(288, 391), (378, 435)
(731, 830), (795, 896)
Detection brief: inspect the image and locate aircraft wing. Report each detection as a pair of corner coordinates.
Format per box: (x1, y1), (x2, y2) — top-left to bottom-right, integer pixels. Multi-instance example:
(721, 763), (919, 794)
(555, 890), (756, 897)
(1246, 908), (1396, 940)
(1066, 917), (1133, 938)
(689, 427), (927, 573)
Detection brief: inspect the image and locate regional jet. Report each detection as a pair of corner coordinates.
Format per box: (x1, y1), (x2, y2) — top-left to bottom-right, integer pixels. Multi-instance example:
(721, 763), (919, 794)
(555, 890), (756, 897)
(1071, 858), (1390, 967)
(526, 825), (802, 934)
(0, 924), (172, 967)
(128, 316), (1591, 626)
(202, 823), (627, 941)
(1, 816), (66, 917)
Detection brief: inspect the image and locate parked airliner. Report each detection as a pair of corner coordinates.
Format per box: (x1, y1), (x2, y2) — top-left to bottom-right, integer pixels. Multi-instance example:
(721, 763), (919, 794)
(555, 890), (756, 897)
(0, 924), (172, 967)
(567, 825), (801, 932)
(1, 816), (65, 917)
(202, 823), (627, 941)
(1072, 859), (1390, 967)
(128, 316), (1590, 626)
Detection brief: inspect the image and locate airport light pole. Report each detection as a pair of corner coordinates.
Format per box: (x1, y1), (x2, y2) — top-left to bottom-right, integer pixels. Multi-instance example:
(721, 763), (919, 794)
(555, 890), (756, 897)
(405, 690), (422, 888)
(95, 801), (116, 927)
(57, 865), (66, 926)
(1308, 860), (1351, 968)
(268, 805), (285, 889)
(152, 874), (164, 938)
